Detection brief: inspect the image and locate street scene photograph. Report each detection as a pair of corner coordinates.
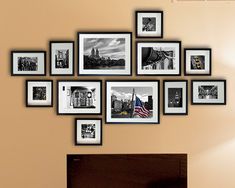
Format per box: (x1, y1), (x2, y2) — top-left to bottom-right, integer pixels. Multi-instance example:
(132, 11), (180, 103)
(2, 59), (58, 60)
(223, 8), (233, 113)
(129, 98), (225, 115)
(111, 86), (153, 118)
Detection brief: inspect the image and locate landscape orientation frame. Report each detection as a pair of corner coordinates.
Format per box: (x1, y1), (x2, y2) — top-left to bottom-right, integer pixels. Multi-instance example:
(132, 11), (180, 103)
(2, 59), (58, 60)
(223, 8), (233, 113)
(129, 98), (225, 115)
(77, 32), (132, 76)
(105, 80), (160, 124)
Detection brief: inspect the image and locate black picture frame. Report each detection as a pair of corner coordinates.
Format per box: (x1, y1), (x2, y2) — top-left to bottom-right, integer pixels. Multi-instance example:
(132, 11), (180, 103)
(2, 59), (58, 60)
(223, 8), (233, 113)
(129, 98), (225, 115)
(11, 50), (46, 76)
(191, 79), (226, 105)
(184, 48), (212, 76)
(163, 80), (188, 115)
(74, 118), (102, 146)
(136, 41), (181, 76)
(105, 80), (160, 124)
(135, 10), (163, 38)
(49, 41), (75, 76)
(26, 80), (53, 107)
(77, 32), (132, 76)
(57, 80), (102, 115)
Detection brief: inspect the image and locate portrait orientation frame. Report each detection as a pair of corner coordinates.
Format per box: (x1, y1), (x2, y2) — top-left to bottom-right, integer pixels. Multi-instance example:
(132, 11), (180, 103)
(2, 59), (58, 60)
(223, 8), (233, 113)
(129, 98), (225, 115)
(191, 79), (226, 105)
(74, 118), (102, 146)
(26, 80), (53, 107)
(11, 50), (46, 76)
(163, 80), (188, 115)
(135, 10), (163, 38)
(105, 80), (160, 124)
(77, 32), (132, 76)
(136, 41), (181, 76)
(57, 80), (102, 115)
(184, 48), (212, 76)
(49, 41), (75, 76)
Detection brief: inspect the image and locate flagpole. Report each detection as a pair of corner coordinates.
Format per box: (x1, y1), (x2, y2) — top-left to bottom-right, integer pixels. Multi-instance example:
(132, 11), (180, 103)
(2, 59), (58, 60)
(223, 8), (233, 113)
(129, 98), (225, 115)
(130, 88), (135, 118)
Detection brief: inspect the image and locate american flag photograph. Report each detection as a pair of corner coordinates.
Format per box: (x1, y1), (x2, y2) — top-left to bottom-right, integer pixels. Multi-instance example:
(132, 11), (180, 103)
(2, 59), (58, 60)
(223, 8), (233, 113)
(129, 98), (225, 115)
(134, 96), (150, 118)
(106, 80), (159, 124)
(111, 86), (153, 119)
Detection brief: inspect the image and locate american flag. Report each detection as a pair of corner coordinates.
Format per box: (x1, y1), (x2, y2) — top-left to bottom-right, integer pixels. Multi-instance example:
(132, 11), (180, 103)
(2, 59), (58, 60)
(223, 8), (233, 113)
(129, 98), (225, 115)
(134, 96), (150, 118)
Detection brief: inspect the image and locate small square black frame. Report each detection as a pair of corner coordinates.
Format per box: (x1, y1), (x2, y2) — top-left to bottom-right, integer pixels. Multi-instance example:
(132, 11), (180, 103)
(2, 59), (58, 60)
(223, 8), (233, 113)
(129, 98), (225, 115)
(57, 80), (102, 115)
(26, 80), (53, 107)
(74, 118), (102, 146)
(135, 10), (164, 38)
(77, 32), (132, 76)
(163, 80), (188, 115)
(184, 48), (212, 76)
(136, 41), (182, 76)
(191, 79), (226, 105)
(49, 41), (75, 76)
(11, 50), (46, 76)
(105, 80), (160, 124)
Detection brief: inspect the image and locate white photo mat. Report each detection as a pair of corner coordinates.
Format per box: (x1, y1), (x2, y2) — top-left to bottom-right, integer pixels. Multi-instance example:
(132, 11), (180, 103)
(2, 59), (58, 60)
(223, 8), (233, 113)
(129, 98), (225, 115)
(106, 81), (159, 123)
(12, 52), (45, 75)
(76, 119), (101, 144)
(192, 81), (225, 104)
(51, 42), (73, 75)
(58, 81), (101, 114)
(164, 81), (187, 114)
(27, 81), (52, 106)
(137, 12), (162, 37)
(78, 33), (131, 75)
(137, 42), (180, 75)
(185, 50), (210, 74)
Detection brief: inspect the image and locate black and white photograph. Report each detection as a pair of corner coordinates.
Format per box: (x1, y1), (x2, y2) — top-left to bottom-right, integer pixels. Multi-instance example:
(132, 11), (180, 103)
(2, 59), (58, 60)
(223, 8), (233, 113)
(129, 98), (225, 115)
(106, 80), (159, 124)
(78, 32), (132, 75)
(136, 11), (163, 38)
(50, 41), (74, 75)
(26, 80), (53, 107)
(163, 80), (188, 115)
(57, 80), (102, 115)
(191, 80), (226, 105)
(136, 41), (181, 75)
(11, 51), (46, 76)
(184, 48), (211, 75)
(33, 87), (46, 100)
(75, 118), (102, 145)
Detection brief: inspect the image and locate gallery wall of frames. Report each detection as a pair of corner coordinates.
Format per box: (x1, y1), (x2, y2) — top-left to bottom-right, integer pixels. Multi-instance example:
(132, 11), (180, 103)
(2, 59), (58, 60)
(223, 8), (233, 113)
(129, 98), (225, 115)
(11, 10), (226, 146)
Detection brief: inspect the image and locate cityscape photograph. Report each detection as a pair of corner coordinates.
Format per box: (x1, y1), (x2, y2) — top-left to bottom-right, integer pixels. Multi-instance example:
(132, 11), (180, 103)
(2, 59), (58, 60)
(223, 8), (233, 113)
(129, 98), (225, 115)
(141, 47), (175, 70)
(83, 38), (126, 70)
(18, 57), (38, 71)
(55, 49), (69, 68)
(198, 85), (218, 99)
(33, 87), (46, 100)
(67, 86), (96, 109)
(111, 87), (153, 118)
(168, 88), (182, 108)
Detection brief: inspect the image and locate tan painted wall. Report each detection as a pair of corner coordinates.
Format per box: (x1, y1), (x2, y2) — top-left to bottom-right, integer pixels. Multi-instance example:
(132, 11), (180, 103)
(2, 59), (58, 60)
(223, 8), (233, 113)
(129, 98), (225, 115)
(1, 0), (235, 187)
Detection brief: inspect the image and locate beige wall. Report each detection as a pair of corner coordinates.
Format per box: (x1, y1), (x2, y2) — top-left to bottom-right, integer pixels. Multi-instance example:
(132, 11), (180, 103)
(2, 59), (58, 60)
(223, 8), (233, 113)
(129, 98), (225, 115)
(1, 0), (235, 187)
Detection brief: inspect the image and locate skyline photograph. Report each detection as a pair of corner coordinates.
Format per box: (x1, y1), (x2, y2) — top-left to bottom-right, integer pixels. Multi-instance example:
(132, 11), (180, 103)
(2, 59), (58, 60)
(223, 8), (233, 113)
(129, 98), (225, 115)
(111, 87), (152, 102)
(84, 38), (125, 60)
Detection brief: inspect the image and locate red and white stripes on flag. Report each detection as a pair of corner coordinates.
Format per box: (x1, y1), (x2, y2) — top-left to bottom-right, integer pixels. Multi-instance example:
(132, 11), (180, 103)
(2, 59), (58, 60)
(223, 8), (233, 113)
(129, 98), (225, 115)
(134, 96), (150, 118)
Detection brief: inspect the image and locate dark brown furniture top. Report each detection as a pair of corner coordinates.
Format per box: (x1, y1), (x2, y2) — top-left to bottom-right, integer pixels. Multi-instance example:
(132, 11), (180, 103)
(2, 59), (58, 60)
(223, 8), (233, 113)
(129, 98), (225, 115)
(67, 154), (187, 188)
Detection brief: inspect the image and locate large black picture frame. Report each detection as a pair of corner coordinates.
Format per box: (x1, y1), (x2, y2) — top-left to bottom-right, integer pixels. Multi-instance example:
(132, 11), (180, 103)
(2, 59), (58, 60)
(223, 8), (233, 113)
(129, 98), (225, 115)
(136, 41), (181, 76)
(105, 80), (160, 124)
(77, 32), (132, 76)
